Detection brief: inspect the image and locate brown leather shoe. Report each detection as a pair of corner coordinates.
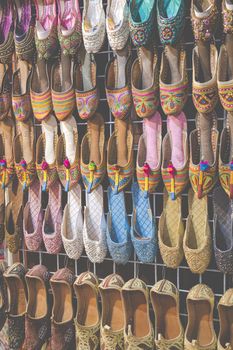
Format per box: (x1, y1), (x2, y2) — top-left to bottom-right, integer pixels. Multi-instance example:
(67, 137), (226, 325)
(218, 289), (233, 350)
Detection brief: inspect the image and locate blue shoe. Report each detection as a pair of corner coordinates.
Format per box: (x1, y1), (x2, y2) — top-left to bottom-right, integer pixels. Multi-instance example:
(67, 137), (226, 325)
(106, 186), (132, 265)
(131, 182), (156, 263)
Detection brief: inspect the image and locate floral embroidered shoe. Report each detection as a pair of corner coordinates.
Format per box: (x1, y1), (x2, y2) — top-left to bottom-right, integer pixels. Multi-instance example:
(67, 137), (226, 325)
(74, 272), (100, 350)
(162, 112), (189, 200)
(4, 263), (27, 350)
(218, 289), (233, 350)
(192, 44), (218, 114)
(0, 261), (8, 332)
(82, 0), (106, 53)
(122, 278), (154, 349)
(74, 50), (99, 120)
(159, 190), (184, 269)
(157, 0), (186, 46)
(213, 186), (233, 274)
(185, 284), (217, 350)
(0, 119), (15, 189)
(0, 1), (14, 64)
(24, 265), (51, 350)
(57, 0), (82, 57)
(99, 274), (125, 350)
(136, 112), (162, 195)
(81, 113), (106, 193)
(129, 0), (156, 47)
(24, 179), (44, 251)
(131, 182), (156, 263)
(0, 65), (11, 121)
(50, 268), (75, 350)
(183, 188), (211, 274)
(131, 51), (159, 119)
(107, 119), (134, 194)
(160, 49), (188, 116)
(105, 54), (132, 120)
(35, 0), (59, 60)
(151, 280), (184, 350)
(106, 186), (132, 265)
(106, 0), (129, 51)
(83, 185), (107, 263)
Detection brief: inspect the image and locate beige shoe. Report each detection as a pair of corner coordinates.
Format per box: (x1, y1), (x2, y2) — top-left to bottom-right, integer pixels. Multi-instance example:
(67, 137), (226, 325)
(218, 289), (233, 350)
(122, 278), (154, 349)
(185, 284), (217, 350)
(151, 280), (184, 350)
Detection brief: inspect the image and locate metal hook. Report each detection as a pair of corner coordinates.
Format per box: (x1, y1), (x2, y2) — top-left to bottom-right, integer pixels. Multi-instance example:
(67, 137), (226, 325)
(64, 256), (69, 268)
(136, 263), (140, 279)
(87, 259), (91, 272)
(162, 266), (167, 280)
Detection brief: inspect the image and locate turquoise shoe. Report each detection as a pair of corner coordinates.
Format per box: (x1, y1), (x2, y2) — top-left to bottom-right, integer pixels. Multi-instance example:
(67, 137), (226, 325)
(106, 186), (132, 265)
(157, 0), (185, 46)
(131, 182), (157, 263)
(129, 0), (156, 47)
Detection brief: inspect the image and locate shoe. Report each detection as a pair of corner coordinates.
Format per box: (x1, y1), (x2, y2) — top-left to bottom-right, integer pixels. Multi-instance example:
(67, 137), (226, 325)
(0, 188), (4, 244)
(50, 268), (75, 350)
(24, 265), (50, 350)
(185, 284), (217, 350)
(122, 278), (154, 349)
(74, 272), (100, 350)
(99, 274), (125, 350)
(83, 185), (107, 263)
(0, 119), (15, 189)
(213, 186), (233, 274)
(0, 64), (11, 121)
(157, 0), (186, 46)
(183, 188), (211, 274)
(223, 0), (233, 34)
(4, 263), (27, 350)
(218, 289), (233, 350)
(218, 45), (233, 113)
(159, 190), (184, 269)
(106, 185), (132, 265)
(0, 261), (8, 332)
(151, 280), (184, 350)
(106, 0), (129, 51)
(0, 1), (14, 64)
(82, 0), (106, 53)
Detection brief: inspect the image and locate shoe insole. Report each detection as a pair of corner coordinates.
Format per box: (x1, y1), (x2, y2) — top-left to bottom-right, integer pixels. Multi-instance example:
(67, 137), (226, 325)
(64, 186), (82, 240)
(85, 185), (104, 241)
(8, 177), (23, 217)
(164, 46), (182, 84)
(52, 282), (73, 323)
(108, 188), (128, 243)
(200, 115), (214, 165)
(138, 47), (153, 89)
(189, 300), (213, 346)
(194, 0), (212, 13)
(60, 116), (77, 163)
(131, 0), (153, 22)
(0, 2), (12, 44)
(42, 114), (57, 164)
(116, 119), (129, 167)
(6, 276), (27, 316)
(38, 0), (56, 32)
(167, 113), (186, 169)
(0, 63), (5, 89)
(188, 193), (207, 249)
(27, 278), (47, 318)
(19, 120), (34, 164)
(108, 0), (125, 29)
(162, 193), (181, 248)
(25, 180), (41, 234)
(219, 306), (233, 347)
(60, 0), (77, 30)
(80, 50), (93, 91)
(102, 289), (124, 331)
(2, 118), (14, 164)
(130, 291), (150, 338)
(76, 284), (99, 327)
(163, 0), (181, 18)
(85, 0), (102, 31)
(44, 182), (60, 234)
(144, 112), (161, 169)
(88, 114), (103, 165)
(33, 60), (49, 93)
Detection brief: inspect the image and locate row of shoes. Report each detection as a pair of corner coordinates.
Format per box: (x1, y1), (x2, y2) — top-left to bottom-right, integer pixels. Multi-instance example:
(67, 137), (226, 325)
(0, 262), (232, 350)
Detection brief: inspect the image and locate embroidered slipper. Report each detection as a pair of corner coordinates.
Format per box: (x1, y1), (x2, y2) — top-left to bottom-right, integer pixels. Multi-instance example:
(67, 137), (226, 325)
(106, 185), (132, 265)
(183, 188), (211, 274)
(107, 118), (133, 194)
(43, 180), (63, 254)
(81, 113), (106, 193)
(160, 48), (188, 116)
(213, 186), (233, 274)
(136, 112), (162, 196)
(105, 52), (132, 120)
(57, 0), (82, 57)
(162, 112), (189, 200)
(82, 0), (106, 53)
(35, 0), (59, 60)
(159, 190), (184, 269)
(0, 64), (11, 121)
(61, 185), (83, 260)
(0, 118), (15, 189)
(0, 1), (14, 64)
(131, 181), (156, 263)
(106, 0), (129, 51)
(83, 185), (107, 263)
(74, 48), (99, 120)
(218, 289), (233, 350)
(218, 45), (233, 112)
(223, 0), (233, 34)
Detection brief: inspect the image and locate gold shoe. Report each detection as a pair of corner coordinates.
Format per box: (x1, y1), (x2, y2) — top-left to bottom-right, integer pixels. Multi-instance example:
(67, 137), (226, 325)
(218, 289), (233, 350)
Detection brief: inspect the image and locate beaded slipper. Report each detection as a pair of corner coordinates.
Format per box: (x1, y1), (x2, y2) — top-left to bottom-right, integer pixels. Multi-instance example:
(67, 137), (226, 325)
(81, 113), (106, 193)
(218, 289), (233, 350)
(162, 112), (189, 200)
(0, 119), (15, 189)
(159, 190), (184, 269)
(106, 185), (132, 265)
(62, 185), (84, 260)
(0, 1), (14, 64)
(136, 112), (162, 195)
(0, 64), (11, 121)
(57, 0), (82, 57)
(160, 48), (188, 116)
(106, 0), (129, 51)
(0, 261), (7, 332)
(183, 188), (211, 274)
(223, 0), (233, 34)
(83, 185), (107, 263)
(107, 119), (133, 194)
(151, 280), (184, 350)
(131, 181), (156, 264)
(82, 0), (106, 53)
(74, 272), (100, 350)
(157, 0), (185, 46)
(213, 186), (233, 274)
(74, 50), (99, 120)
